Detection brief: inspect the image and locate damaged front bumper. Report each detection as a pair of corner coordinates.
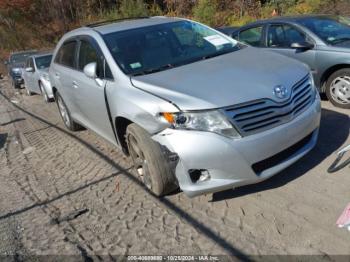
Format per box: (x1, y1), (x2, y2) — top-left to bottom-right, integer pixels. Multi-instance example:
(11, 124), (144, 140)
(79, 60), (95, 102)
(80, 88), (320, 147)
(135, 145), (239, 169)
(153, 98), (321, 197)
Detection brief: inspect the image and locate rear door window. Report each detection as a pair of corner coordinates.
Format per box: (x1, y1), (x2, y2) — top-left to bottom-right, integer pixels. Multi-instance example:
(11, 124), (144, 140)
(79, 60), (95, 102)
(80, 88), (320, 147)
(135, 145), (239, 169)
(55, 41), (77, 68)
(239, 26), (264, 47)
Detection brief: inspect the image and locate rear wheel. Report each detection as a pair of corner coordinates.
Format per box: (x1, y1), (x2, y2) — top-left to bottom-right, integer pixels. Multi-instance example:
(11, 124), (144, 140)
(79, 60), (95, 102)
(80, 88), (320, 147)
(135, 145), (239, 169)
(126, 124), (178, 196)
(326, 69), (350, 109)
(56, 92), (81, 131)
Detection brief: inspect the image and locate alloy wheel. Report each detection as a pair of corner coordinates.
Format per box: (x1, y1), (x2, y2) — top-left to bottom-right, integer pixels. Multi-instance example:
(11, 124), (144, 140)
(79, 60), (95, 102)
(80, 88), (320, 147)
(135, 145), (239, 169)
(128, 135), (152, 190)
(330, 76), (350, 105)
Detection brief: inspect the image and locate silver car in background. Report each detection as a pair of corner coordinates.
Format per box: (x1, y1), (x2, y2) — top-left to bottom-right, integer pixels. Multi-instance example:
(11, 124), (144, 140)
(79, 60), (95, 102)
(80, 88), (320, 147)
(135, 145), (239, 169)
(23, 53), (54, 102)
(49, 17), (321, 197)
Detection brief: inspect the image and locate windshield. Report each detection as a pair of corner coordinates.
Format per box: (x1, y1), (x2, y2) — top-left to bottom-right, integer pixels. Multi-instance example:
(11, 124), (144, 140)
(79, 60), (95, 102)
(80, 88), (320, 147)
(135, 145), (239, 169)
(298, 16), (350, 45)
(35, 55), (52, 69)
(103, 20), (239, 75)
(10, 52), (36, 65)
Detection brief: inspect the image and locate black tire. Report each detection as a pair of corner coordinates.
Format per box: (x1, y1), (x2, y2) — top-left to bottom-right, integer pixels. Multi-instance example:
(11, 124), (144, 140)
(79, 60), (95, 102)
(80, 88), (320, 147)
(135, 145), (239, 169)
(40, 82), (53, 103)
(126, 123), (178, 196)
(55, 92), (81, 131)
(326, 69), (350, 109)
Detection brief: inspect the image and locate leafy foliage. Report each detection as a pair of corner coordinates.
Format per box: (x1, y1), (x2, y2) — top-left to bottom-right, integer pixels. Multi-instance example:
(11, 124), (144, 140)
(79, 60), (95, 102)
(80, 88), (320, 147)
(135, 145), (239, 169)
(0, 0), (350, 69)
(193, 0), (218, 26)
(119, 0), (149, 18)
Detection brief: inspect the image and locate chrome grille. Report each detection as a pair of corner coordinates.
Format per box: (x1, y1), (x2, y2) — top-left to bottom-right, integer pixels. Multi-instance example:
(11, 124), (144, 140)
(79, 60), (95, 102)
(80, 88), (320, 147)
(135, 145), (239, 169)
(224, 75), (314, 136)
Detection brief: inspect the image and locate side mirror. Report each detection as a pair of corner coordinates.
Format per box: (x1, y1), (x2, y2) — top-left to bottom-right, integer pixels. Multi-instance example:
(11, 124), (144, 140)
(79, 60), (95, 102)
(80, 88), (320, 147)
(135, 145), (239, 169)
(25, 67), (34, 72)
(83, 62), (97, 79)
(83, 62), (104, 87)
(291, 41), (314, 50)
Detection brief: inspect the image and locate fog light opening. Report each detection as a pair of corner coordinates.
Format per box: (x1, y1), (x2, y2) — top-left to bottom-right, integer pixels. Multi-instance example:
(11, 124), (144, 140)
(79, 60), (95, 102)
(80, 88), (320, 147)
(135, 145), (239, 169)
(189, 169), (211, 183)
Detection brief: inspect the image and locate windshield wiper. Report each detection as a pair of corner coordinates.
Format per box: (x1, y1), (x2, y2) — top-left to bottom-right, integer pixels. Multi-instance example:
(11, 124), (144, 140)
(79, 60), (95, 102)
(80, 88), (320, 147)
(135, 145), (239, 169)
(201, 48), (236, 60)
(132, 64), (174, 76)
(331, 37), (350, 45)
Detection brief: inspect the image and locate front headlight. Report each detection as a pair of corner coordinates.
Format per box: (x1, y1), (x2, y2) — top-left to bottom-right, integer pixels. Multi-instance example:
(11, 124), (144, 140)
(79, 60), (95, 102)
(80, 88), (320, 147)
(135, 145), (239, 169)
(42, 73), (50, 82)
(160, 110), (241, 139)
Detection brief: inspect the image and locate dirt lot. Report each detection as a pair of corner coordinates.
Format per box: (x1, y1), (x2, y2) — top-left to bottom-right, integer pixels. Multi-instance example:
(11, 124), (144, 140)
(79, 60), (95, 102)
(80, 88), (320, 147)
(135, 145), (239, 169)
(0, 77), (349, 260)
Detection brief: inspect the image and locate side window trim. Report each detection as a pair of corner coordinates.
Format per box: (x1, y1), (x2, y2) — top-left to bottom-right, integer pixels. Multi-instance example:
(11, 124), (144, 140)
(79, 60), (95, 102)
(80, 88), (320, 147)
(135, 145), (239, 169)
(32, 58), (36, 71)
(262, 24), (268, 47)
(76, 35), (114, 81)
(31, 58), (35, 72)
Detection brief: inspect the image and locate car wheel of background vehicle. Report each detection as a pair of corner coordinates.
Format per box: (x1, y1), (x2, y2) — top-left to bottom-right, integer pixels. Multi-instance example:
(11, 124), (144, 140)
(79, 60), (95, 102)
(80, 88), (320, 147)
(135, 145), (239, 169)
(126, 123), (178, 196)
(326, 69), (350, 109)
(55, 92), (81, 131)
(40, 82), (53, 103)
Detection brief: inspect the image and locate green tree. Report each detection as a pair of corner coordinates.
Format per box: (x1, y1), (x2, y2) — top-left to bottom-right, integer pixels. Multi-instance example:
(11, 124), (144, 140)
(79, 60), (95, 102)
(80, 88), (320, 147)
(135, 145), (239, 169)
(119, 0), (149, 18)
(193, 0), (218, 26)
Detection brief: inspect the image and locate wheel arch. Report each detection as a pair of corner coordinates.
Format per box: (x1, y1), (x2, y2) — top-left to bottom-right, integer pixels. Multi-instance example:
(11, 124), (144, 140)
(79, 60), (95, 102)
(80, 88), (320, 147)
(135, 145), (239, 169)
(52, 86), (58, 97)
(115, 116), (133, 155)
(320, 64), (350, 92)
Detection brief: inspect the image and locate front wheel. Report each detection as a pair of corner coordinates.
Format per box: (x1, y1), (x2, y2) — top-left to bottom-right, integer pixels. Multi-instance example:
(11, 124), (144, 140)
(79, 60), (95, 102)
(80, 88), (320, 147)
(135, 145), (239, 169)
(56, 92), (81, 131)
(126, 124), (178, 196)
(326, 69), (350, 109)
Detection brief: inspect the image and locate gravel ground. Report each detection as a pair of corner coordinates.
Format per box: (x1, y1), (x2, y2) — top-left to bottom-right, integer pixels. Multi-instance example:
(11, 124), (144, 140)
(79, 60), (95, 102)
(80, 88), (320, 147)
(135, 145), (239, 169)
(0, 77), (349, 260)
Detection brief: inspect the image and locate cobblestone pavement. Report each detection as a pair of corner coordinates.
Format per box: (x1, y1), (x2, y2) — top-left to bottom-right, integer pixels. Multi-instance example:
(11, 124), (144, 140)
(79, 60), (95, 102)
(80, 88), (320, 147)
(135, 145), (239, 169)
(0, 77), (349, 259)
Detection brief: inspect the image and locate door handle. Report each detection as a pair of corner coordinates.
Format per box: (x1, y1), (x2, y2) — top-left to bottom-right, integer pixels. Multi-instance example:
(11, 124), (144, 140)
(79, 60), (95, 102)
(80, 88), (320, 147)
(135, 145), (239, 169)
(55, 72), (60, 79)
(72, 81), (79, 89)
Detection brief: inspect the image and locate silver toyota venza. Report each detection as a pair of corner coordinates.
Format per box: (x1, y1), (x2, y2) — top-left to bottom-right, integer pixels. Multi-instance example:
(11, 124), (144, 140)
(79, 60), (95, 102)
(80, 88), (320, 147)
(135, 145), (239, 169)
(49, 17), (321, 197)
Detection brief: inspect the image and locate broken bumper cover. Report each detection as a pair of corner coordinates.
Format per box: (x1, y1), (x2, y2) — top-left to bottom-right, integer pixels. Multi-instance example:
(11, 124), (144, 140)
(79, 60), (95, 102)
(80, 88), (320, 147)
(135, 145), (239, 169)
(153, 98), (321, 197)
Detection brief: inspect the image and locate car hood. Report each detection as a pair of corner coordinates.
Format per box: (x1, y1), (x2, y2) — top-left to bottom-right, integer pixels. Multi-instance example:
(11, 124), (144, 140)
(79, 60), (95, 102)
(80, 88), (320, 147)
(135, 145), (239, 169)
(131, 47), (309, 111)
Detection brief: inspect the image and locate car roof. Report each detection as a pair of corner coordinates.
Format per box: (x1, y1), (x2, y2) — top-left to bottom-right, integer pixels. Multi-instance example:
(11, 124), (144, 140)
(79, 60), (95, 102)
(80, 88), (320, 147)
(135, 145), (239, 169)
(243, 14), (339, 27)
(89, 16), (184, 35)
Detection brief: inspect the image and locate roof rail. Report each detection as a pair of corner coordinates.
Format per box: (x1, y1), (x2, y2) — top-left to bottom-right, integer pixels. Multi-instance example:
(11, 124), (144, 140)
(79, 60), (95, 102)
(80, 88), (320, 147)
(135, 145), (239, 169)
(85, 17), (150, 28)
